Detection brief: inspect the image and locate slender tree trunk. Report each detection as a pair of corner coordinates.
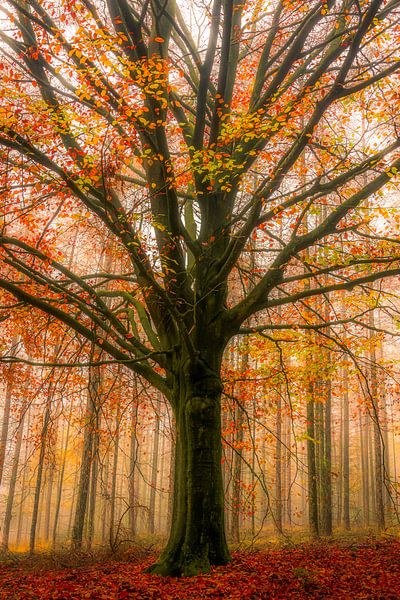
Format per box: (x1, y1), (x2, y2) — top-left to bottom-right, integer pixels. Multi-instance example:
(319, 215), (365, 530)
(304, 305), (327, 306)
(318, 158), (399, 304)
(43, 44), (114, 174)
(2, 411), (25, 550)
(371, 385), (385, 529)
(230, 346), (247, 543)
(360, 409), (370, 526)
(260, 429), (268, 527)
(44, 418), (58, 542)
(307, 381), (319, 537)
(0, 376), (13, 487)
(44, 463), (55, 542)
(377, 336), (391, 515)
(16, 407), (30, 549)
(369, 314), (385, 530)
(320, 362), (333, 536)
(367, 417), (376, 521)
(71, 365), (99, 549)
(391, 403), (398, 510)
(337, 388), (343, 527)
(29, 399), (51, 554)
(87, 414), (100, 549)
(0, 338), (18, 486)
(109, 404), (120, 547)
(275, 386), (283, 534)
(101, 451), (110, 544)
(67, 468), (79, 539)
(342, 367), (350, 530)
(52, 417), (71, 547)
(285, 411), (292, 526)
(315, 395), (324, 529)
(251, 397), (256, 537)
(158, 428), (166, 532)
(128, 401), (138, 539)
(230, 393), (244, 543)
(381, 391), (391, 515)
(149, 398), (160, 535)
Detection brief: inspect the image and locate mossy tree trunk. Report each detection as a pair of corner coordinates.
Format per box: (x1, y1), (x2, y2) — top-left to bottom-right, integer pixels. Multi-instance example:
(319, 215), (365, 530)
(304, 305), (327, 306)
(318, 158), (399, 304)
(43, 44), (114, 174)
(149, 354), (230, 576)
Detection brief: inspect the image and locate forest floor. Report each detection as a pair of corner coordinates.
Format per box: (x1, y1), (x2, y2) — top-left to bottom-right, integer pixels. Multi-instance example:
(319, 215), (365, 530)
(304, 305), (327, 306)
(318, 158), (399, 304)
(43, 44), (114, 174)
(0, 535), (400, 599)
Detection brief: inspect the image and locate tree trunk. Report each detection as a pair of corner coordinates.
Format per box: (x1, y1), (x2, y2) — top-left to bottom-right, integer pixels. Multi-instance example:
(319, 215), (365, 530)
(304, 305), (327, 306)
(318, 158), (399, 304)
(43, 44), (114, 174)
(230, 395), (243, 543)
(71, 366), (99, 549)
(377, 335), (391, 515)
(109, 404), (120, 547)
(44, 418), (58, 542)
(148, 358), (230, 576)
(149, 398), (160, 535)
(285, 411), (292, 526)
(158, 427), (166, 532)
(275, 386), (283, 534)
(0, 377), (13, 487)
(342, 367), (350, 530)
(320, 364), (332, 536)
(128, 401), (138, 539)
(230, 347), (247, 544)
(16, 408), (30, 548)
(251, 396), (256, 537)
(2, 411), (25, 550)
(167, 426), (175, 531)
(87, 416), (100, 549)
(391, 403), (398, 511)
(101, 451), (110, 544)
(52, 417), (71, 547)
(369, 317), (385, 530)
(367, 416), (376, 521)
(0, 339), (18, 486)
(307, 382), (319, 537)
(29, 400), (51, 554)
(360, 408), (370, 526)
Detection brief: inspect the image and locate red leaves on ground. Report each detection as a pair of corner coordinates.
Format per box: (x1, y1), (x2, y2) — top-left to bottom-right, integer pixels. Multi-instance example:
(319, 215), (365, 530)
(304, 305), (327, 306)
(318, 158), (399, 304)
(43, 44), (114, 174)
(1, 540), (400, 599)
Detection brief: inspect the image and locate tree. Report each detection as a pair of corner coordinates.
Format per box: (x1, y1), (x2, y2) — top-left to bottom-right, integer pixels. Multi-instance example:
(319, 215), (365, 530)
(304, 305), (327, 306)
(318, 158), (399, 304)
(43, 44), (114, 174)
(1, 0), (400, 576)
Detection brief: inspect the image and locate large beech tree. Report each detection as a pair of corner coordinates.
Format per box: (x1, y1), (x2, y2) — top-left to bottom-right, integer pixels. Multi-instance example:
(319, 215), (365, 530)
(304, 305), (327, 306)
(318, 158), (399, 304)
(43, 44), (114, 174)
(1, 0), (400, 576)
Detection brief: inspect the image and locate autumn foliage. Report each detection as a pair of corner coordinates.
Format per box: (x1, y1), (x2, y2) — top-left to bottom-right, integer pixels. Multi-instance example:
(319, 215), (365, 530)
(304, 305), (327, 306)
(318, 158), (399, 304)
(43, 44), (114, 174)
(1, 539), (400, 599)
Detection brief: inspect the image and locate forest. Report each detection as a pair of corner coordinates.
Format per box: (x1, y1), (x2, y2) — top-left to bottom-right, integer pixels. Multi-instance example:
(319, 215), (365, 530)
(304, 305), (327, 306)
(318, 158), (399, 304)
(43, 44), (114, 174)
(0, 0), (400, 597)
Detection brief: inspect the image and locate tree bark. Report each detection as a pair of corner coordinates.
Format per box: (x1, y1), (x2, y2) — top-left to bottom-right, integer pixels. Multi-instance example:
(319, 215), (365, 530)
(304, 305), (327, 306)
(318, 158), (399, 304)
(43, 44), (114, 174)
(307, 381), (319, 537)
(44, 420), (58, 542)
(148, 358), (230, 576)
(87, 415), (100, 549)
(52, 416), (71, 547)
(285, 411), (292, 526)
(230, 394), (243, 544)
(16, 408), (30, 548)
(230, 347), (247, 543)
(320, 361), (333, 536)
(2, 411), (25, 550)
(29, 399), (51, 554)
(0, 338), (18, 486)
(71, 365), (99, 549)
(342, 367), (350, 530)
(0, 376), (13, 487)
(149, 397), (160, 535)
(275, 386), (283, 534)
(128, 401), (138, 539)
(369, 313), (385, 530)
(360, 408), (370, 526)
(109, 404), (120, 547)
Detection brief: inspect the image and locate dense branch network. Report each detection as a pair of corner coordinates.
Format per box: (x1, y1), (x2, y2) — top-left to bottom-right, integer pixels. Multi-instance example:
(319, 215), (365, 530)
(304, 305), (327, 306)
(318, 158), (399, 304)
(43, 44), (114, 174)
(0, 0), (399, 389)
